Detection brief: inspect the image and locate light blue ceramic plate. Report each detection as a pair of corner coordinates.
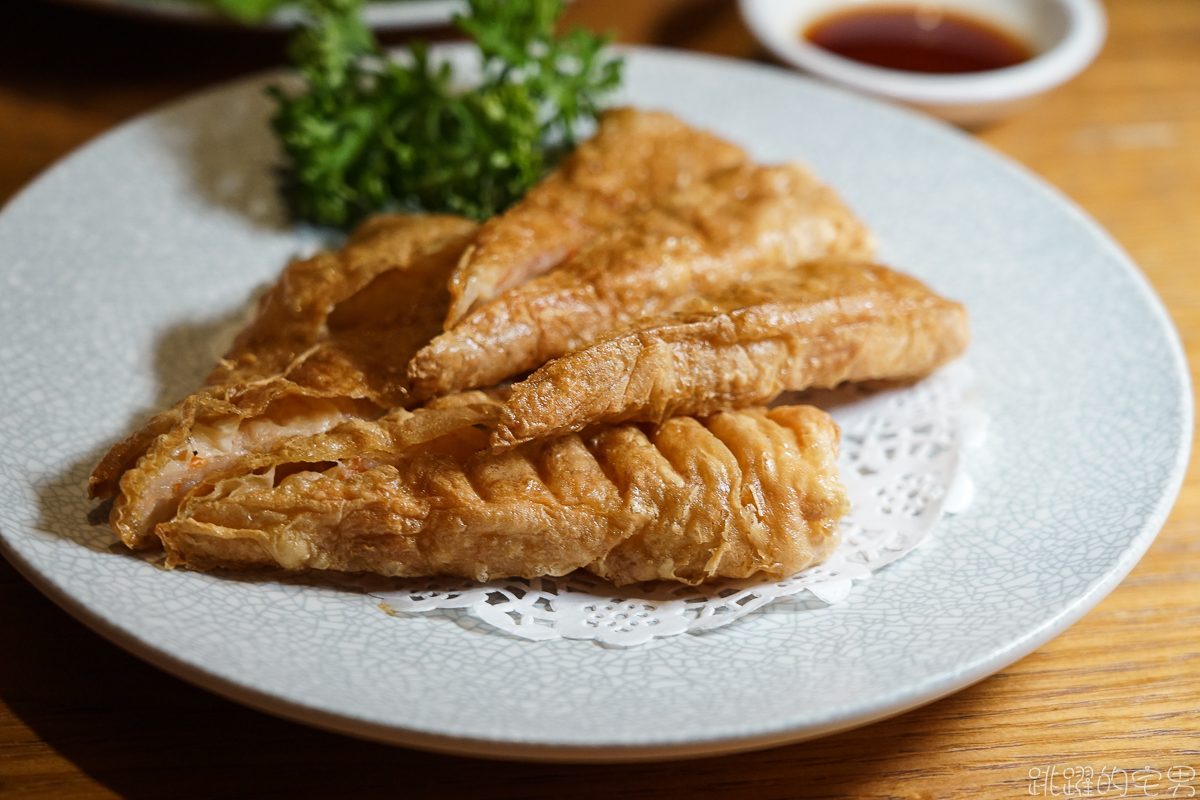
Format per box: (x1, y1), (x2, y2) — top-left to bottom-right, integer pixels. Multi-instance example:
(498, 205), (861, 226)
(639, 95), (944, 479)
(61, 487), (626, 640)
(0, 46), (1190, 761)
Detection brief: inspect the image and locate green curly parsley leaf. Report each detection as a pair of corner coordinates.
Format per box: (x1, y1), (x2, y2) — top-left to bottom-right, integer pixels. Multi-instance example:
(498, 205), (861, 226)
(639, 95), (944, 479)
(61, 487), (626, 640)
(270, 0), (624, 227)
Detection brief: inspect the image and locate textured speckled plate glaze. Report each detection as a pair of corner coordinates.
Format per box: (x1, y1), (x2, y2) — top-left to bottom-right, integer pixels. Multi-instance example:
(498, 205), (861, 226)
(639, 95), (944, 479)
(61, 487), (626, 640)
(0, 47), (1190, 762)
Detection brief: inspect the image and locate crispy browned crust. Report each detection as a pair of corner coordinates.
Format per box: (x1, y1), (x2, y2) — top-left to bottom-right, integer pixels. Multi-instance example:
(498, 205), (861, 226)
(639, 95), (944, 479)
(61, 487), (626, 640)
(90, 214), (477, 547)
(157, 405), (847, 586)
(444, 108), (748, 327)
(282, 223), (475, 408)
(492, 261), (970, 448)
(89, 405), (194, 500)
(107, 378), (382, 549)
(105, 382), (508, 551)
(87, 116), (981, 589)
(410, 163), (875, 400)
(208, 214), (476, 386)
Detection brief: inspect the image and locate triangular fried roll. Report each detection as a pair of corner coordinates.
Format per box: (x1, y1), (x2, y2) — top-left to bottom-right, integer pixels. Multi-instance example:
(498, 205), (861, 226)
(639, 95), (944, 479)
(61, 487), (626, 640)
(282, 223), (472, 408)
(104, 379), (379, 549)
(91, 215), (478, 547)
(493, 261), (968, 448)
(157, 405), (848, 586)
(410, 163), (875, 399)
(209, 214), (476, 386)
(92, 214), (475, 500)
(444, 108), (747, 327)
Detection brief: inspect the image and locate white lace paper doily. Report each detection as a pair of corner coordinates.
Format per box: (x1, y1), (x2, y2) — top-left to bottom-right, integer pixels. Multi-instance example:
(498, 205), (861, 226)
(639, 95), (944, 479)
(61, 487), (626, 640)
(343, 363), (985, 647)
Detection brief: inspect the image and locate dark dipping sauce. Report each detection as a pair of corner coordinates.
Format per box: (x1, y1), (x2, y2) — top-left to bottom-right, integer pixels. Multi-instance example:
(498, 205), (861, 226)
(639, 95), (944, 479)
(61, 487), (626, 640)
(804, 6), (1032, 74)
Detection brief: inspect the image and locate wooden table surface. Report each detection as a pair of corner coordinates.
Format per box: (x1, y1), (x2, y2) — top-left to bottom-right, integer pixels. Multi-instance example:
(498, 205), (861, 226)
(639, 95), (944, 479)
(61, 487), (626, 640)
(2, 1), (1197, 797)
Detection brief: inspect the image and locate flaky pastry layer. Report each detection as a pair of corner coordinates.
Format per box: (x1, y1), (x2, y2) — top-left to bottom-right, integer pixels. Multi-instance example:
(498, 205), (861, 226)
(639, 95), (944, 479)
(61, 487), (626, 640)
(91, 214), (477, 548)
(444, 107), (748, 327)
(158, 404), (848, 586)
(410, 162), (876, 399)
(494, 260), (969, 447)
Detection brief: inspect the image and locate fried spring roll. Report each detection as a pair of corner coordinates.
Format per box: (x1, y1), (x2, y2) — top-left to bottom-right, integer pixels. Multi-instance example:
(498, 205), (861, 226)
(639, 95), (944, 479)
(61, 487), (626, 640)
(157, 405), (848, 586)
(493, 261), (969, 448)
(282, 223), (473, 408)
(209, 214), (476, 386)
(444, 108), (747, 327)
(410, 163), (875, 399)
(101, 380), (379, 549)
(91, 215), (477, 546)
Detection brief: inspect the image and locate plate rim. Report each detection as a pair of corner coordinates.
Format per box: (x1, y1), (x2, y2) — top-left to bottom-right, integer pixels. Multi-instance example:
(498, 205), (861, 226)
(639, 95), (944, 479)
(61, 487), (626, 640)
(6, 520), (1184, 763)
(38, 0), (464, 30)
(0, 44), (1192, 762)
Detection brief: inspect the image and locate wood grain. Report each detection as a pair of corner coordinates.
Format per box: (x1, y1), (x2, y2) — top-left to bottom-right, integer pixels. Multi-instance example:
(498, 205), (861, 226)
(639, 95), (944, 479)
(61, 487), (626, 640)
(2, 1), (1198, 797)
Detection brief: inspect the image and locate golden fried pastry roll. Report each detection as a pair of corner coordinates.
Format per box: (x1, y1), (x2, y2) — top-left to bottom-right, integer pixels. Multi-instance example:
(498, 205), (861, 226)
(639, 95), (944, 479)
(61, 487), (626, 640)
(89, 406), (198, 503)
(101, 379), (380, 549)
(493, 261), (969, 448)
(91, 214), (477, 546)
(444, 108), (747, 327)
(410, 163), (875, 399)
(157, 405), (848, 586)
(93, 214), (472, 498)
(282, 222), (472, 408)
(209, 214), (476, 386)
(98, 384), (506, 551)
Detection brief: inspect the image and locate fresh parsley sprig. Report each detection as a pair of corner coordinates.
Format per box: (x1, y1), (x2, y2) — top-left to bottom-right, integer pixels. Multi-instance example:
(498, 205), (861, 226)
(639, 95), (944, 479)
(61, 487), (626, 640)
(270, 0), (623, 227)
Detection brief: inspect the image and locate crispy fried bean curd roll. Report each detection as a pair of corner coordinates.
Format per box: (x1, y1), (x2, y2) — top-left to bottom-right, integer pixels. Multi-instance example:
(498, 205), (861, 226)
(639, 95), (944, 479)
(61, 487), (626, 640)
(157, 405), (848, 586)
(98, 385), (505, 551)
(410, 163), (875, 400)
(282, 222), (473, 408)
(91, 215), (477, 546)
(209, 214), (476, 387)
(444, 107), (748, 328)
(493, 260), (969, 448)
(101, 379), (382, 549)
